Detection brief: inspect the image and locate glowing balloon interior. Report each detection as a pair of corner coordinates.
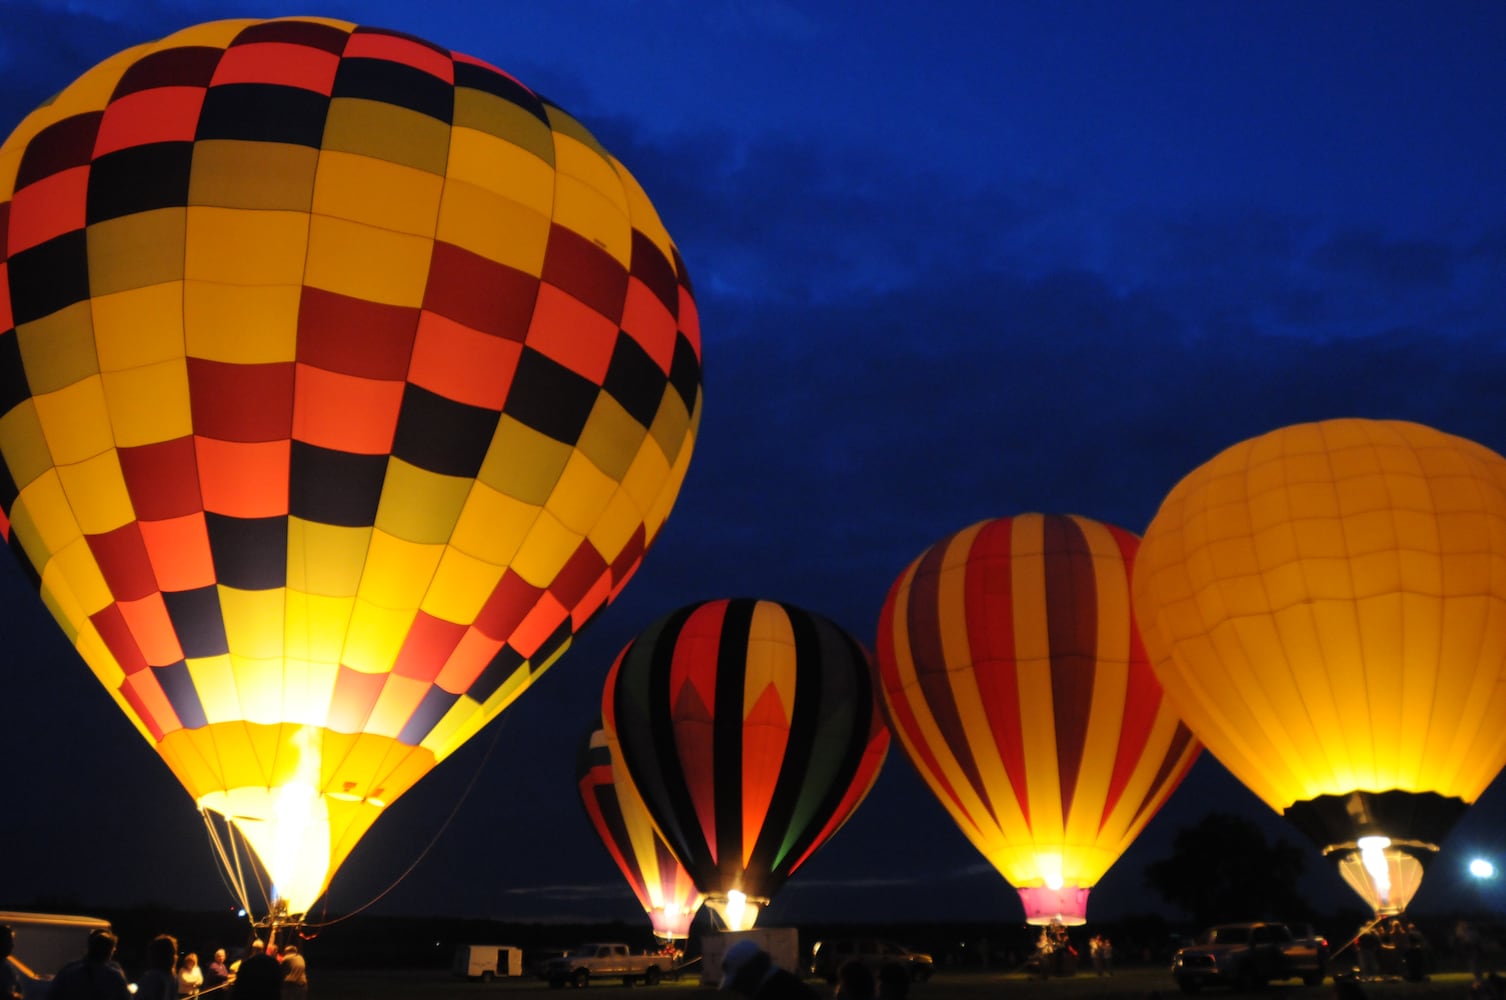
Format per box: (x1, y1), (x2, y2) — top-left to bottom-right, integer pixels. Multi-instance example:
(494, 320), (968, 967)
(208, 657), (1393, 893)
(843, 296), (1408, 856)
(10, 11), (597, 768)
(876, 515), (1201, 925)
(0, 17), (702, 917)
(603, 599), (889, 931)
(1134, 419), (1506, 913)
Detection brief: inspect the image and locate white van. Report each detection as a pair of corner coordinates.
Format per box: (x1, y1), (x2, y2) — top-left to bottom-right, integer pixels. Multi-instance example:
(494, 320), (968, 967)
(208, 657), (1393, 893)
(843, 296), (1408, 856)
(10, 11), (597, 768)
(453, 943), (524, 980)
(2, 911), (115, 999)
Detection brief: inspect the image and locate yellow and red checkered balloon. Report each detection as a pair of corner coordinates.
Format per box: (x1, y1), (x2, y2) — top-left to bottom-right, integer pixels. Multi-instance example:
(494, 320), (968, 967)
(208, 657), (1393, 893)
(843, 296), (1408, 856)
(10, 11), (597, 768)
(0, 17), (701, 915)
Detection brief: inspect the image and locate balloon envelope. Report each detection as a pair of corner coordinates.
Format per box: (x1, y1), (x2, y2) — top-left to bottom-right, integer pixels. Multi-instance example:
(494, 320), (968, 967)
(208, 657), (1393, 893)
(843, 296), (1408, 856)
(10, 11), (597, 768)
(0, 17), (701, 915)
(602, 598), (889, 930)
(577, 720), (703, 939)
(1133, 418), (1506, 912)
(876, 514), (1201, 925)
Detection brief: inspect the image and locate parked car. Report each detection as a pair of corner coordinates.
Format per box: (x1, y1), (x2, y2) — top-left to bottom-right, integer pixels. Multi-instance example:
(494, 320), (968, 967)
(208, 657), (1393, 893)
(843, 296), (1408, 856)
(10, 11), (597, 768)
(810, 940), (934, 983)
(1170, 921), (1326, 993)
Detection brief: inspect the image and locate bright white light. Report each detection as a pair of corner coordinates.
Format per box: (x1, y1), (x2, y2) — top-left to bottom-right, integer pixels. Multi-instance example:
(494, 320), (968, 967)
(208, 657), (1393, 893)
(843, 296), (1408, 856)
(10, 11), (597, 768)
(1039, 853), (1064, 891)
(1358, 836), (1393, 907)
(1470, 858), (1496, 879)
(725, 890), (748, 929)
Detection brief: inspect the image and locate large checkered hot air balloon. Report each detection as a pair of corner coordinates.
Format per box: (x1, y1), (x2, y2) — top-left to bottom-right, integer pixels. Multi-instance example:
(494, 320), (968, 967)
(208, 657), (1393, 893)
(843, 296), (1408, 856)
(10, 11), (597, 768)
(875, 514), (1201, 925)
(577, 720), (703, 940)
(602, 599), (889, 931)
(1133, 419), (1506, 915)
(0, 17), (701, 920)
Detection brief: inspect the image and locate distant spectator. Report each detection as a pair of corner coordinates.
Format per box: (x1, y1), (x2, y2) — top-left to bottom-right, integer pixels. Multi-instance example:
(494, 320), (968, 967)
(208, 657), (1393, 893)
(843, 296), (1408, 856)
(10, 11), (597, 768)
(203, 950), (230, 992)
(835, 960), (874, 1000)
(177, 952), (203, 997)
(136, 935), (180, 1000)
(46, 929), (131, 1000)
(720, 940), (818, 1000)
(279, 947), (307, 1000)
(2, 925), (21, 1000)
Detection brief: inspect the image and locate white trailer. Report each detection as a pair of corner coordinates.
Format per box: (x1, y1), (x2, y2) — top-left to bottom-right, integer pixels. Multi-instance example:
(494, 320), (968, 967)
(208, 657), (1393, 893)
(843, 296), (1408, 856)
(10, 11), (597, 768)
(453, 943), (524, 980)
(699, 928), (802, 987)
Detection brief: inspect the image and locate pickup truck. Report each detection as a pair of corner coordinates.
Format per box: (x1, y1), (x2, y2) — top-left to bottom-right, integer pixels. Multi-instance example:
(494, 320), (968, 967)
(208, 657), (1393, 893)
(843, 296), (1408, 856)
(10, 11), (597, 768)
(1171, 922), (1327, 993)
(542, 942), (674, 988)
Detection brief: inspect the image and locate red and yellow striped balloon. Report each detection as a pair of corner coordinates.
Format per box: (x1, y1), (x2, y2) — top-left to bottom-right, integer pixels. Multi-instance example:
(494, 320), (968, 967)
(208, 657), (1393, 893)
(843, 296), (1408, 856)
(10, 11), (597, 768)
(876, 514), (1200, 925)
(577, 720), (702, 939)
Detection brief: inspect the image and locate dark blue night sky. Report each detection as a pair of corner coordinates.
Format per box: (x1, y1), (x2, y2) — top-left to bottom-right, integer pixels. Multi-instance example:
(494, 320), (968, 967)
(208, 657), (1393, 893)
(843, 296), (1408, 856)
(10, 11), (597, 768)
(2, 2), (1504, 928)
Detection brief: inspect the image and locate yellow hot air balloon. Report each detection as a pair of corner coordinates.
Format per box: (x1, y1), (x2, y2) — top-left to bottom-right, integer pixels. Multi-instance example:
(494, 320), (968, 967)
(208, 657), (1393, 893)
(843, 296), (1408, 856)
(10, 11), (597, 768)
(0, 18), (701, 920)
(1133, 418), (1506, 914)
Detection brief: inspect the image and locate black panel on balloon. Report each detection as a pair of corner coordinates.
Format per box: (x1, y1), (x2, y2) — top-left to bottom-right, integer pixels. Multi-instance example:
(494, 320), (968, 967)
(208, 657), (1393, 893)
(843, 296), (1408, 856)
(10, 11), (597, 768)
(503, 348), (598, 446)
(289, 442), (387, 527)
(667, 333), (701, 413)
(196, 84), (330, 147)
(469, 645), (525, 704)
(205, 513), (288, 590)
(153, 660), (208, 729)
(391, 385), (499, 479)
(86, 142), (194, 224)
(398, 686), (459, 745)
(602, 333), (669, 430)
(453, 61), (548, 123)
(163, 586), (230, 658)
(7, 231), (91, 326)
(0, 332), (33, 421)
(332, 58), (453, 123)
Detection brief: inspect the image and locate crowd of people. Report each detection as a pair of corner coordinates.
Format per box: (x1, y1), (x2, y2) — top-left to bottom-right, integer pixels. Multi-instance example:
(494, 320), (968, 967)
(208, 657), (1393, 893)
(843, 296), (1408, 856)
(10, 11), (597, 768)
(0, 925), (311, 1000)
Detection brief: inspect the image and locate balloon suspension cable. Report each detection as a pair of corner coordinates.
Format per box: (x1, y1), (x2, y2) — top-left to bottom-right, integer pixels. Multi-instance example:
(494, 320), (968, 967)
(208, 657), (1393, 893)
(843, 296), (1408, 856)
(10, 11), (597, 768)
(300, 709), (512, 929)
(201, 807), (270, 928)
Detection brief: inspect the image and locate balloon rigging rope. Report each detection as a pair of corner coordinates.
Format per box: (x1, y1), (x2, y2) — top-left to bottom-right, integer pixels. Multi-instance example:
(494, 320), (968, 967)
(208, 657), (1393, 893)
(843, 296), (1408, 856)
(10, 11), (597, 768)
(301, 708), (513, 929)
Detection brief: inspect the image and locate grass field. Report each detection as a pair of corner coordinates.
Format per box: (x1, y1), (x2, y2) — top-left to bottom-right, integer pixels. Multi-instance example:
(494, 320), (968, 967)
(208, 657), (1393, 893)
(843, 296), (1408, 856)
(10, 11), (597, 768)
(309, 966), (1487, 1000)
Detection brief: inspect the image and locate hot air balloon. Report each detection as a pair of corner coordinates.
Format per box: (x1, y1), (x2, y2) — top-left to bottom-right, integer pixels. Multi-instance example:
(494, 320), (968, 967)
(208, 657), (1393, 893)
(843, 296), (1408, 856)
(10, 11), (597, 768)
(602, 598), (889, 931)
(1133, 418), (1506, 916)
(577, 719), (703, 940)
(875, 514), (1202, 925)
(0, 17), (701, 923)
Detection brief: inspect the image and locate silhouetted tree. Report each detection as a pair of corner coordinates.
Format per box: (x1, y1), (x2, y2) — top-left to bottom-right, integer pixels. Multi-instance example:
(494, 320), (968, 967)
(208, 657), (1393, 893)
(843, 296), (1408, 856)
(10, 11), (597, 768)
(1144, 812), (1309, 926)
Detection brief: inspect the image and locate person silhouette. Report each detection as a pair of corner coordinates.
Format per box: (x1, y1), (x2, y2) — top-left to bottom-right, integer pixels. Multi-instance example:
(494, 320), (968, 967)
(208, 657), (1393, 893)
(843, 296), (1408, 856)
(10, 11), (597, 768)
(720, 941), (818, 1000)
(45, 929), (131, 1000)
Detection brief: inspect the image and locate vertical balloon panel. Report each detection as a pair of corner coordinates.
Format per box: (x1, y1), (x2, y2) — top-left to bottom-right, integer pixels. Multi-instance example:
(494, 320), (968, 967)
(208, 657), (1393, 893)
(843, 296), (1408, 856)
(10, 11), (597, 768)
(577, 721), (703, 939)
(876, 515), (1200, 925)
(0, 17), (701, 916)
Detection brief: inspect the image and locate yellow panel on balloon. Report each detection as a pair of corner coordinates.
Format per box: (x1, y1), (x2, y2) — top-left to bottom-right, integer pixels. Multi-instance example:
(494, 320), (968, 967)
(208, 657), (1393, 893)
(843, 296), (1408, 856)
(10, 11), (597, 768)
(17, 303), (97, 396)
(577, 395), (648, 482)
(374, 460), (471, 546)
(185, 206), (310, 286)
(183, 282), (300, 363)
(587, 488), (649, 566)
(286, 520), (371, 598)
(311, 150), (444, 237)
(278, 659), (340, 728)
(12, 472), (81, 557)
(445, 125), (556, 216)
(434, 179), (551, 277)
(367, 674), (429, 739)
(355, 531), (444, 610)
(449, 482), (536, 566)
(545, 450), (617, 535)
(283, 592), (355, 666)
(648, 391), (695, 465)
(56, 453), (133, 535)
(189, 140), (320, 211)
(451, 90), (554, 165)
(220, 586), (288, 661)
(477, 417), (571, 504)
(101, 361), (192, 448)
(509, 510), (579, 589)
(92, 282), (186, 372)
(420, 547), (504, 623)
(86, 209), (187, 296)
(186, 654), (239, 725)
(342, 599), (417, 675)
(323, 98), (449, 176)
(0, 403), (52, 492)
(618, 437), (672, 519)
(550, 172), (631, 269)
(304, 214), (432, 307)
